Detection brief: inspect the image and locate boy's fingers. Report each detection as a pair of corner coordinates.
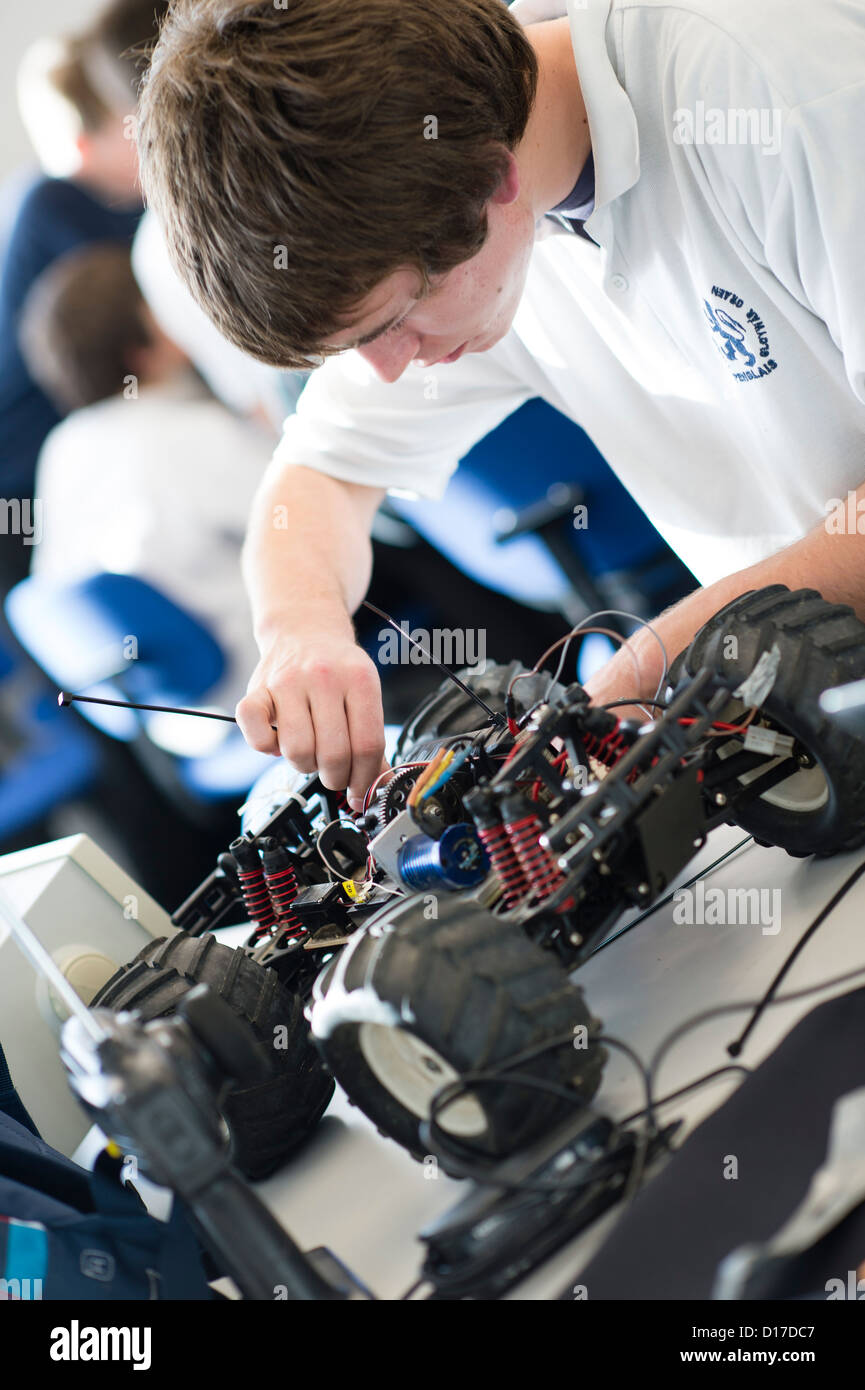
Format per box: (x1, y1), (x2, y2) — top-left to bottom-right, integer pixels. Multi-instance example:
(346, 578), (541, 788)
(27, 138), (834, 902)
(235, 689), (279, 754)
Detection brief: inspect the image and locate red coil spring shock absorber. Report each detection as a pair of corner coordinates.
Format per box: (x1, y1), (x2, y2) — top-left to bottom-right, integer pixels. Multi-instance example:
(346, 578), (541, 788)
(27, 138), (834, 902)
(258, 837), (306, 937)
(583, 710), (626, 770)
(230, 835), (276, 933)
(501, 793), (566, 903)
(464, 787), (529, 908)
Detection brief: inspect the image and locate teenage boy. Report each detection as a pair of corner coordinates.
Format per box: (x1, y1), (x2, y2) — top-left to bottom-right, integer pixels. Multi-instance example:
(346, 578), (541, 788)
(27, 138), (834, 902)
(137, 0), (865, 807)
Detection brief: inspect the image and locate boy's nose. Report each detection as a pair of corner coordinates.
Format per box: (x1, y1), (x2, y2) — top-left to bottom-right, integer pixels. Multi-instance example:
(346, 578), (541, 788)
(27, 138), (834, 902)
(357, 332), (422, 383)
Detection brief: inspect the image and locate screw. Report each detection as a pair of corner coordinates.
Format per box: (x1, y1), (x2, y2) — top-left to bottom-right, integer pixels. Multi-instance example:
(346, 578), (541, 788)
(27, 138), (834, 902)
(714, 792), (728, 806)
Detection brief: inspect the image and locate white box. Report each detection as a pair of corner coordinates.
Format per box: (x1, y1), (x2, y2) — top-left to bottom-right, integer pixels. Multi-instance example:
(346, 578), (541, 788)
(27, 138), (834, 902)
(0, 835), (175, 1155)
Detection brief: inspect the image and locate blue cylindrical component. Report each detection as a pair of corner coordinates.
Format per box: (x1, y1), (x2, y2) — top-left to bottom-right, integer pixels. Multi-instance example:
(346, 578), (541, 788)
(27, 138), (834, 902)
(397, 823), (489, 892)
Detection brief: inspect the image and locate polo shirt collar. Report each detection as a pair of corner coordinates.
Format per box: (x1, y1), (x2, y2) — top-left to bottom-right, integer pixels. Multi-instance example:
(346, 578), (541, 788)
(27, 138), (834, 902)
(567, 1), (640, 213)
(510, 0), (641, 216)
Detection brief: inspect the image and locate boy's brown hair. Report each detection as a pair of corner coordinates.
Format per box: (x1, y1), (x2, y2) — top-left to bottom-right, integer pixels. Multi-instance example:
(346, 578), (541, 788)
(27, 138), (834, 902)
(137, 0), (538, 370)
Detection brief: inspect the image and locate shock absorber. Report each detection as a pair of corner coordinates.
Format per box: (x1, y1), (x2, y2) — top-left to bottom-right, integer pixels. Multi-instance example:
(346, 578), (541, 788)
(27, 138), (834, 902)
(257, 837), (306, 937)
(464, 787), (529, 908)
(230, 835), (277, 934)
(582, 707), (625, 770)
(500, 793), (566, 903)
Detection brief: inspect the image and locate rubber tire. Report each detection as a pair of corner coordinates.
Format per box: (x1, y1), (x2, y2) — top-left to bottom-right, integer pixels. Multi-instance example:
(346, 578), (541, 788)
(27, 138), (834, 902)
(311, 896), (606, 1162)
(91, 932), (334, 1180)
(669, 585), (865, 855)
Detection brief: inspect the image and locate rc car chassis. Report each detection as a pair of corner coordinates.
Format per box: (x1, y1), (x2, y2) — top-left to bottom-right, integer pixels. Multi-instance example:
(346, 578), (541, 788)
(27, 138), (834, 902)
(93, 585), (865, 1179)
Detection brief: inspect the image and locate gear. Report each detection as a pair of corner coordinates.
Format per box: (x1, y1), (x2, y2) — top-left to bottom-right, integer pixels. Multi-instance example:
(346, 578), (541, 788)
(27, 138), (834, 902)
(374, 765), (423, 828)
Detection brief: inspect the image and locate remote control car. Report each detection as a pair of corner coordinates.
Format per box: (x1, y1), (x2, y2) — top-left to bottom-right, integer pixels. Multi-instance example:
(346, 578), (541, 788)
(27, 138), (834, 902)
(92, 585), (865, 1174)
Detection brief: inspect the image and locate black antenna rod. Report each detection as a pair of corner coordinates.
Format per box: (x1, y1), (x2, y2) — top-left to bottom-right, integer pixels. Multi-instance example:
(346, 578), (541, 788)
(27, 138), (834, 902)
(58, 691), (238, 722)
(361, 600), (504, 726)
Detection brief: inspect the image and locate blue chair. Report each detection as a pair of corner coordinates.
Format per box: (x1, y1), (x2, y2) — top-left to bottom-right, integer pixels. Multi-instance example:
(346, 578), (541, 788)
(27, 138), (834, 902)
(0, 631), (99, 847)
(5, 573), (274, 807)
(388, 397), (694, 678)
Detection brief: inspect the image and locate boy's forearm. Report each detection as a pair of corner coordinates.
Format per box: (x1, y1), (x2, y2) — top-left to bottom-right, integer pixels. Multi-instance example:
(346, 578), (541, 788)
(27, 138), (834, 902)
(237, 462), (389, 808)
(243, 463), (386, 645)
(588, 478), (865, 707)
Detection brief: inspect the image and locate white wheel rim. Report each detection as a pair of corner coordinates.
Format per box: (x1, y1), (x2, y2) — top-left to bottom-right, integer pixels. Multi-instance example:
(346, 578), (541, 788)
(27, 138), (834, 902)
(749, 759), (828, 813)
(358, 1022), (487, 1137)
(718, 735), (829, 814)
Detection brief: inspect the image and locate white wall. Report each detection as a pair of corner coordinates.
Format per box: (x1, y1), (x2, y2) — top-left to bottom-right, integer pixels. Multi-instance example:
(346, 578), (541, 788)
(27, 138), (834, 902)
(0, 1), (103, 180)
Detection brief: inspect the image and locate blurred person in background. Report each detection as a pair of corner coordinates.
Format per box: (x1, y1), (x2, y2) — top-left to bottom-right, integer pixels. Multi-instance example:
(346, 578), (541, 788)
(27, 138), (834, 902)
(0, 1), (167, 588)
(19, 243), (274, 710)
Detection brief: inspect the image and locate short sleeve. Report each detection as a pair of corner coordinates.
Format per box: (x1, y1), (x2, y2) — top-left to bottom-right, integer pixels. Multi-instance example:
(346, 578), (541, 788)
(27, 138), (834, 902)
(271, 336), (536, 499)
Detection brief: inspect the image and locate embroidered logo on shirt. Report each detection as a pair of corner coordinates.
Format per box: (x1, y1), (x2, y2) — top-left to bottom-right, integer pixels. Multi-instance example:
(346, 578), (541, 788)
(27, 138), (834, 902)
(703, 286), (779, 383)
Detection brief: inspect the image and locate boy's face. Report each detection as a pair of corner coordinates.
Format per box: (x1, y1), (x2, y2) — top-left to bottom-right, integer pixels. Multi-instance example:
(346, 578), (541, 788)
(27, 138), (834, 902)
(324, 154), (536, 381)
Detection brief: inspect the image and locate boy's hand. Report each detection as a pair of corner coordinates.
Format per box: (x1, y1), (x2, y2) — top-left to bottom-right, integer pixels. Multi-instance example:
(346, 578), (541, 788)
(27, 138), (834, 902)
(236, 618), (387, 811)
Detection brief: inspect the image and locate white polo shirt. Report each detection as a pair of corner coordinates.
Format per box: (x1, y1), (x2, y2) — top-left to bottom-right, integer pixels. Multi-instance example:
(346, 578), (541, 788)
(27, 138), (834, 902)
(270, 0), (865, 587)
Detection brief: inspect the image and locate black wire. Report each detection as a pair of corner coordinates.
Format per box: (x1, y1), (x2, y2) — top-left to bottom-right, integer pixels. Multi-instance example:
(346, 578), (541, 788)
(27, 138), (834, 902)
(594, 1034), (658, 1205)
(726, 853), (865, 1058)
(424, 1030), (657, 1195)
(361, 600), (505, 727)
(588, 835), (754, 958)
(620, 1063), (751, 1127)
(649, 945), (865, 1100)
(598, 697), (668, 712)
(399, 1277), (427, 1301)
(595, 1034), (656, 1133)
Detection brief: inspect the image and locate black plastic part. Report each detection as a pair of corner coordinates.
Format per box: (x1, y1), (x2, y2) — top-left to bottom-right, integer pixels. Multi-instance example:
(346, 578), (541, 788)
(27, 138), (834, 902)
(420, 1112), (677, 1300)
(92, 932), (334, 1179)
(171, 865), (244, 936)
(178, 984), (272, 1089)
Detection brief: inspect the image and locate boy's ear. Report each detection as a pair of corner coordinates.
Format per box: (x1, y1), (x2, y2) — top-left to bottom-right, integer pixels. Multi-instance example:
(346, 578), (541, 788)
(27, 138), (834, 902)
(490, 149), (521, 206)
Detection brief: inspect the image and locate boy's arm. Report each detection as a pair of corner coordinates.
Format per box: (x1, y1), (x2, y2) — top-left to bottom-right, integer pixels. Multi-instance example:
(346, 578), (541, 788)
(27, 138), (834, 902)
(234, 331), (539, 805)
(236, 462), (387, 810)
(586, 481), (865, 710)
